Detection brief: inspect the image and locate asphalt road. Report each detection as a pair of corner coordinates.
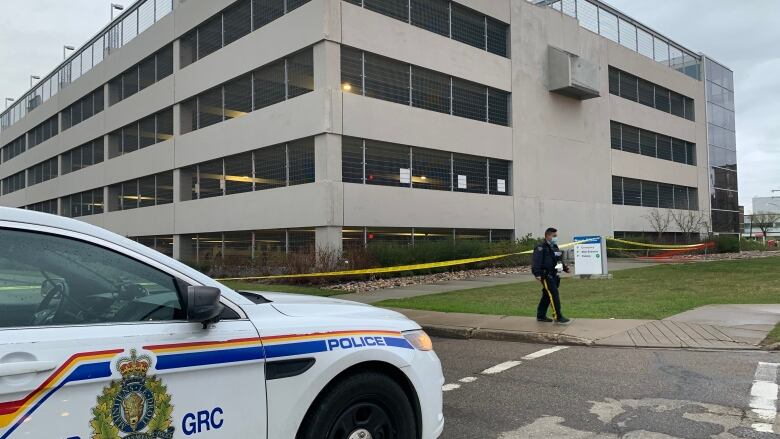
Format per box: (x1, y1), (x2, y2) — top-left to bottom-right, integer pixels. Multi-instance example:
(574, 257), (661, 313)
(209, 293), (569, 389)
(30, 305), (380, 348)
(434, 337), (780, 438)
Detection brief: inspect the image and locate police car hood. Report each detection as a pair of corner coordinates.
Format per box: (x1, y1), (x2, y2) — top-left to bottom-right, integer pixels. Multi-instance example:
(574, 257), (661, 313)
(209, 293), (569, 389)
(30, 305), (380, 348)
(259, 292), (414, 323)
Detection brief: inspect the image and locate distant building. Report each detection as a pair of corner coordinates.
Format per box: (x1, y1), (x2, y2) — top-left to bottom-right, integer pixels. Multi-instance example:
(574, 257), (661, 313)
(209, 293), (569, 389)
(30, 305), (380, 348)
(0, 0), (740, 265)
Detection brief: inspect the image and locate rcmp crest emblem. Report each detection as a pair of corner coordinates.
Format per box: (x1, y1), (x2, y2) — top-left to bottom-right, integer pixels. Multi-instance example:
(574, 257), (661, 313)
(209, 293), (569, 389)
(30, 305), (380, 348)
(91, 349), (175, 439)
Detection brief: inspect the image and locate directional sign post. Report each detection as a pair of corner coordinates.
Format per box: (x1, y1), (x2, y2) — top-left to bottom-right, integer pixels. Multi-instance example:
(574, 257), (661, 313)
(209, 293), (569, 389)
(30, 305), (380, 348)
(573, 235), (608, 277)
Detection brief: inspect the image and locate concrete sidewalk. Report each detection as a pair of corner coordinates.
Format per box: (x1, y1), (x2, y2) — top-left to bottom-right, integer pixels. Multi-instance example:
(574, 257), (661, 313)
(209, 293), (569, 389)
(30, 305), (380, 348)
(391, 304), (780, 350)
(334, 259), (654, 304)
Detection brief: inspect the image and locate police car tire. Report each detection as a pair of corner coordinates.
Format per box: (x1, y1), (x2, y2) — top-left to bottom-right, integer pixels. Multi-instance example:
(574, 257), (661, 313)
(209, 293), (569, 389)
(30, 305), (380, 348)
(299, 371), (417, 439)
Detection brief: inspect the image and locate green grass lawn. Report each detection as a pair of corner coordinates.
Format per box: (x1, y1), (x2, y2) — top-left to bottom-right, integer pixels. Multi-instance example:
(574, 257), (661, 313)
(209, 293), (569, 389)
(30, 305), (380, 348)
(376, 257), (780, 320)
(764, 322), (780, 346)
(219, 281), (341, 297)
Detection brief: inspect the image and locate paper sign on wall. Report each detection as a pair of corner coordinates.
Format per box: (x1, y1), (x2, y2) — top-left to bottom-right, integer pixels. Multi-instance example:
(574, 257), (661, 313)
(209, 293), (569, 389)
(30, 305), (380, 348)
(457, 175), (467, 189)
(497, 179), (506, 193)
(400, 168), (410, 184)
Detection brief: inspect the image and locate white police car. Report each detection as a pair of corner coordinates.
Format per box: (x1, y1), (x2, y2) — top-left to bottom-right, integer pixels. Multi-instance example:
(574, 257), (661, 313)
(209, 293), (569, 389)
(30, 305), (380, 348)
(0, 207), (444, 438)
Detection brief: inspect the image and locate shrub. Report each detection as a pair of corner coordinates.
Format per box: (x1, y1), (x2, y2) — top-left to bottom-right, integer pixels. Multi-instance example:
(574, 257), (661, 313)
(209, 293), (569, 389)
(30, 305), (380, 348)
(715, 235), (740, 253)
(740, 238), (767, 252)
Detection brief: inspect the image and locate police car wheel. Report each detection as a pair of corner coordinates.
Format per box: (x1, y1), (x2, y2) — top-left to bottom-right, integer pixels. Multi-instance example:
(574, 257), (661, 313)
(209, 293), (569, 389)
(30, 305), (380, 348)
(299, 371), (417, 439)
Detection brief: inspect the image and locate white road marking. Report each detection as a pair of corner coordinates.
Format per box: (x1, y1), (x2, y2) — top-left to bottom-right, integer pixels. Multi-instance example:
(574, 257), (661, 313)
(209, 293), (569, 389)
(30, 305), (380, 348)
(442, 383), (461, 392)
(749, 362), (778, 433)
(521, 346), (568, 360)
(481, 360), (522, 375)
(459, 376), (477, 383)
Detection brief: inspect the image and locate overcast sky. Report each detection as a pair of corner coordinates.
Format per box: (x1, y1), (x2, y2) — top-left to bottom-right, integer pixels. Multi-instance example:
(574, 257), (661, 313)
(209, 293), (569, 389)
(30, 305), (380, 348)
(1, 1), (778, 211)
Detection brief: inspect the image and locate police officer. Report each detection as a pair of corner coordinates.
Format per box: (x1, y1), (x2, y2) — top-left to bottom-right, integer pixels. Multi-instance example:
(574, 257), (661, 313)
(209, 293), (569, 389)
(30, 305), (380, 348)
(532, 227), (571, 324)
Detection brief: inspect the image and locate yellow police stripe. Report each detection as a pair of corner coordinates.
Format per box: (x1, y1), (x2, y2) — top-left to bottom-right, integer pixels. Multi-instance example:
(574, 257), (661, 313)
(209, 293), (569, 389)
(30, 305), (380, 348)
(606, 238), (705, 249)
(541, 278), (558, 320)
(216, 239), (592, 282)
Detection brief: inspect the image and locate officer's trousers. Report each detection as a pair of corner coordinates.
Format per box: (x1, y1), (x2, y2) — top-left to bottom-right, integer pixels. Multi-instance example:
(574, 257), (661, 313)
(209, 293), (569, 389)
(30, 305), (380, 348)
(537, 274), (563, 320)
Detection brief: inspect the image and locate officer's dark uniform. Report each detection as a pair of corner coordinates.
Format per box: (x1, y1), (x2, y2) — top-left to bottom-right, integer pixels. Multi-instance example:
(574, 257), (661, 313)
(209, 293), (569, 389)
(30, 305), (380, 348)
(531, 240), (569, 321)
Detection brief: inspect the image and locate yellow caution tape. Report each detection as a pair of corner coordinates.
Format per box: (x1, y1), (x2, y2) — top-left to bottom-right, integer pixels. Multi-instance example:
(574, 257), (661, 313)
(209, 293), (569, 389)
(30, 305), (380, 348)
(606, 238), (706, 249)
(216, 239), (597, 281)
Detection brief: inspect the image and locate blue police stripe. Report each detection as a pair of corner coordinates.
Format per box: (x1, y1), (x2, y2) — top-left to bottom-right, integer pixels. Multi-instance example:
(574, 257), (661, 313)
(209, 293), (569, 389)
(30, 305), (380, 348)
(155, 346), (265, 370)
(264, 340), (328, 359)
(382, 337), (414, 349)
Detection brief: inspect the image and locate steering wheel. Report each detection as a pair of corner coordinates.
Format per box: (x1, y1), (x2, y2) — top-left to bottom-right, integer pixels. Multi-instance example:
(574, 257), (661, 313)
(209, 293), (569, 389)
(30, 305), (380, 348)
(31, 280), (69, 325)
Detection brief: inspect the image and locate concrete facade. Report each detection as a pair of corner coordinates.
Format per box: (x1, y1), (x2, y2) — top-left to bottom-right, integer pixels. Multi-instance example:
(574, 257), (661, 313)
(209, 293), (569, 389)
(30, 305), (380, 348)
(0, 0), (730, 262)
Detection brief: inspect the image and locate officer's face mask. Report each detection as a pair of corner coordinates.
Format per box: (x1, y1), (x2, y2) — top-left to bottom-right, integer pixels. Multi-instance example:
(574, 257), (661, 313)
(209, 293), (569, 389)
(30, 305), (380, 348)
(550, 236), (559, 245)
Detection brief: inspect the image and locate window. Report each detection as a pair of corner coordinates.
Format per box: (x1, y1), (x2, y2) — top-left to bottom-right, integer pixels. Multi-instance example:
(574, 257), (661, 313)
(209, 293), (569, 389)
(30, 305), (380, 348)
(189, 139), (315, 199)
(365, 140), (410, 187)
(365, 0), (408, 22)
(109, 44), (173, 105)
(412, 67), (450, 114)
(410, 0), (449, 37)
(224, 151), (254, 195)
(61, 188), (104, 218)
(347, 0), (508, 57)
(364, 52), (410, 105)
(343, 47), (509, 126)
(413, 147), (451, 191)
(27, 157), (58, 186)
(453, 153), (487, 194)
(613, 176), (697, 211)
(342, 137), (364, 184)
(2, 136), (26, 162)
(61, 87), (103, 131)
(110, 108), (174, 158)
(608, 67), (693, 121)
(180, 0), (311, 68)
(109, 172), (174, 211)
(343, 136), (509, 195)
(28, 116), (58, 148)
(0, 228), (184, 328)
(184, 49), (314, 132)
(2, 171), (25, 195)
(451, 3), (485, 50)
(27, 199), (58, 215)
(610, 121), (695, 165)
(224, 0), (252, 46)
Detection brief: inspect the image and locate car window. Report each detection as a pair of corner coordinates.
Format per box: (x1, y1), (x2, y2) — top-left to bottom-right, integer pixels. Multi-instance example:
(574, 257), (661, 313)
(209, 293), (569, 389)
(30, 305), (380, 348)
(0, 228), (185, 328)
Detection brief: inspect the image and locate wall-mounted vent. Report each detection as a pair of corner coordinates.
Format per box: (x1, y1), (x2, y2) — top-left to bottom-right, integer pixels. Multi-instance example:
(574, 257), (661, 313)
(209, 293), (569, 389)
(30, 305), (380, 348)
(548, 46), (600, 100)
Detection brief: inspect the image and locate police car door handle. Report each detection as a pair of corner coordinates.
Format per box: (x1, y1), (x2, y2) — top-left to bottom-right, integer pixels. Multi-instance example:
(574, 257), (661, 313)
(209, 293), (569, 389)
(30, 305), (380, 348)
(0, 360), (57, 377)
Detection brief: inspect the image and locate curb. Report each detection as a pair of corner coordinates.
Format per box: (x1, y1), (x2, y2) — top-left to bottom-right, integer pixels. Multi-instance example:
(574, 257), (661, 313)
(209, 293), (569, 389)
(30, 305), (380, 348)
(420, 324), (594, 346)
(764, 342), (780, 351)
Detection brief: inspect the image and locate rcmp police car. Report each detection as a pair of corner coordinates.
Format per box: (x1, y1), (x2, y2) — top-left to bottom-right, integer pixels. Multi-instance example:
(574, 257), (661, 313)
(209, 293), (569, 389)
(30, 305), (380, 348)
(0, 207), (444, 438)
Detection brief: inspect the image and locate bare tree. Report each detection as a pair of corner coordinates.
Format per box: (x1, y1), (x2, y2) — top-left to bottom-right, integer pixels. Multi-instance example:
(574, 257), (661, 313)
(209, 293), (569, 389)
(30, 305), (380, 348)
(671, 210), (710, 243)
(643, 209), (672, 241)
(750, 211), (780, 240)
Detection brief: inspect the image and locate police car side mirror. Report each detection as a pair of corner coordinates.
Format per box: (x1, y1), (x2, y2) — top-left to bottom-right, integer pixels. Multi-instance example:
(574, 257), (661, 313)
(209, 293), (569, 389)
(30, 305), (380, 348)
(186, 286), (224, 328)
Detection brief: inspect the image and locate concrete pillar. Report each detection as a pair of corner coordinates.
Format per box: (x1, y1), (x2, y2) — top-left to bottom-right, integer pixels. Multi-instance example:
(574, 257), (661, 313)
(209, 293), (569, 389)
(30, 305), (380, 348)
(316, 226), (342, 252)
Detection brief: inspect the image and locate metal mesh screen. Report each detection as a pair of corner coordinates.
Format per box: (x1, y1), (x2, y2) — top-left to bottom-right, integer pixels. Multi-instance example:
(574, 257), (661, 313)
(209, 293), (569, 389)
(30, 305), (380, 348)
(288, 228), (315, 253)
(254, 60), (286, 110)
(198, 16), (223, 60)
(224, 0), (252, 45)
(612, 176), (623, 205)
(342, 137), (364, 183)
(654, 86), (670, 112)
(657, 184), (675, 209)
(224, 151), (253, 195)
(367, 228), (412, 246)
(139, 56), (156, 90)
(139, 115), (156, 149)
(122, 125), (139, 154)
(341, 47), (364, 95)
(157, 45), (174, 80)
(255, 144), (287, 190)
(451, 3), (485, 50)
(619, 71), (637, 101)
(452, 78), (486, 122)
(412, 147), (451, 191)
(453, 154), (487, 194)
(365, 140), (410, 187)
(287, 49), (314, 98)
(288, 138), (315, 185)
(640, 130), (656, 157)
(622, 178), (641, 206)
(364, 0), (409, 22)
(198, 159), (224, 199)
(412, 67), (450, 114)
(364, 53), (410, 105)
(198, 87), (223, 129)
(157, 108), (173, 142)
(610, 121), (621, 150)
(488, 158), (510, 195)
(656, 135), (672, 161)
(122, 67), (139, 101)
(157, 172), (173, 205)
(410, 0), (448, 37)
(139, 175), (156, 208)
(672, 138), (687, 164)
(253, 0), (285, 28)
(638, 79), (654, 107)
(486, 17), (508, 57)
(641, 181), (659, 208)
(670, 92), (685, 118)
(621, 125), (639, 154)
(286, 0), (310, 12)
(488, 88), (509, 126)
(224, 74), (252, 120)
